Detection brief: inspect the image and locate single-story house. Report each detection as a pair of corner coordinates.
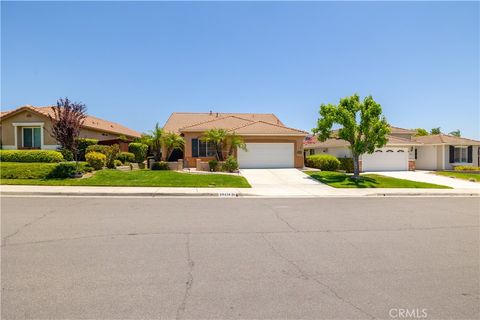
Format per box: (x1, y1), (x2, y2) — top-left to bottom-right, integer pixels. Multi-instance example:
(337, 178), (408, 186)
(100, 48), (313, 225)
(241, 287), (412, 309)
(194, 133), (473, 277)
(304, 126), (480, 171)
(0, 105), (141, 150)
(162, 112), (308, 168)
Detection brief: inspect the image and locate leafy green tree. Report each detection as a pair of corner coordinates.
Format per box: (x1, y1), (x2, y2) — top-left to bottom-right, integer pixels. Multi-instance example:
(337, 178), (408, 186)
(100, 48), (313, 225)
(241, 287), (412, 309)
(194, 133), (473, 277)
(430, 127), (441, 135)
(414, 128), (429, 136)
(201, 129), (228, 161)
(162, 132), (184, 161)
(227, 133), (247, 156)
(449, 129), (461, 137)
(313, 94), (390, 178)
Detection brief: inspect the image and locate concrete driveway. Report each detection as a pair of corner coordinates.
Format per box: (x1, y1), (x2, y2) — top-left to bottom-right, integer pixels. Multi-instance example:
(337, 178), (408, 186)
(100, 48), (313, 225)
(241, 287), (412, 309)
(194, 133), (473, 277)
(367, 170), (480, 189)
(240, 169), (338, 196)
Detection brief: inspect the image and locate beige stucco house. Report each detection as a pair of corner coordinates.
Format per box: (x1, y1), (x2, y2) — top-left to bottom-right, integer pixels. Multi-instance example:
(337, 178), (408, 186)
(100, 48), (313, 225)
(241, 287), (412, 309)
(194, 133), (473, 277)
(163, 112), (308, 168)
(0, 105), (141, 150)
(304, 126), (480, 172)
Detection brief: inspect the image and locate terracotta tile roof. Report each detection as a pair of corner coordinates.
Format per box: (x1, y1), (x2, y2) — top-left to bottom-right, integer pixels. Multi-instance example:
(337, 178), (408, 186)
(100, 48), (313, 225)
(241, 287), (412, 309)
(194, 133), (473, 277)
(180, 116), (255, 132)
(1, 105), (141, 138)
(304, 135), (421, 148)
(229, 121), (308, 135)
(389, 126), (416, 134)
(413, 134), (480, 145)
(163, 112), (284, 133)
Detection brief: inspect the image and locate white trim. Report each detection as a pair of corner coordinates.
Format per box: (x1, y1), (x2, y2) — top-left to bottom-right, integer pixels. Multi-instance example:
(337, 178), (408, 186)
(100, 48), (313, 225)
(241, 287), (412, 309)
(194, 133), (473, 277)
(12, 122), (45, 126)
(1, 145), (16, 150)
(441, 145), (445, 170)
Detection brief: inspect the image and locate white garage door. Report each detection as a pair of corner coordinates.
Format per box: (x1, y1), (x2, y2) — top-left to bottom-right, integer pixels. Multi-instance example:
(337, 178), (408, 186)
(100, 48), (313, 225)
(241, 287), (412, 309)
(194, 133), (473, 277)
(237, 143), (294, 168)
(362, 148), (408, 171)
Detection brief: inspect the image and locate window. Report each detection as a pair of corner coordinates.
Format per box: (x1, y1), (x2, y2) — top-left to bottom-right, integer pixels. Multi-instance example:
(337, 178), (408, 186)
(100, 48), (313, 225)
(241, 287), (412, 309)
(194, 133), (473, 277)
(415, 148), (418, 160)
(191, 138), (217, 157)
(454, 146), (468, 163)
(309, 149), (315, 155)
(22, 127), (41, 148)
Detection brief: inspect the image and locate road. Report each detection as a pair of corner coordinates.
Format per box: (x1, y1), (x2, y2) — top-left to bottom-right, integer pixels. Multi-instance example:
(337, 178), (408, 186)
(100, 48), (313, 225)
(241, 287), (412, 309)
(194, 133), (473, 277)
(1, 196), (479, 319)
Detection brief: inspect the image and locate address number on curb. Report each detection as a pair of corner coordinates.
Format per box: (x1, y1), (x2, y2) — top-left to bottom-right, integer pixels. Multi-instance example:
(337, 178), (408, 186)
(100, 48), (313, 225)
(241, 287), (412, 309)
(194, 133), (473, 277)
(218, 192), (238, 197)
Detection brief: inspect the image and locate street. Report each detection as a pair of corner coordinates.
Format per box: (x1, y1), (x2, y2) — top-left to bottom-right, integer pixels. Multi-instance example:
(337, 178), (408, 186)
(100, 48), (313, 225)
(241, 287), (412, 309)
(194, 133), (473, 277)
(1, 196), (479, 319)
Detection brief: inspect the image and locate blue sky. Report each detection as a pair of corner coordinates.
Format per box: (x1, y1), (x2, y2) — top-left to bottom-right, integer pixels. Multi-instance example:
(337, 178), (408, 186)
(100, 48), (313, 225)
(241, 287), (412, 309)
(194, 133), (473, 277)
(2, 1), (479, 138)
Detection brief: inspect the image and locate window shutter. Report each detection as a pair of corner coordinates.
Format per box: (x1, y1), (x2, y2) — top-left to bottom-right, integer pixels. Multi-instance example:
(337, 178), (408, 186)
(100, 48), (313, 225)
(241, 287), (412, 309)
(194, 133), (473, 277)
(449, 146), (454, 163)
(191, 139), (199, 157)
(467, 146), (473, 163)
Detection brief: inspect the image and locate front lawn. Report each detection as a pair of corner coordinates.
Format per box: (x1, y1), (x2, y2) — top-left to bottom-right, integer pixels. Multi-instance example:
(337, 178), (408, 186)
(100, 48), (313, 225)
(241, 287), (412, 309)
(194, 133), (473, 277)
(305, 171), (451, 189)
(0, 169), (251, 188)
(435, 171), (480, 183)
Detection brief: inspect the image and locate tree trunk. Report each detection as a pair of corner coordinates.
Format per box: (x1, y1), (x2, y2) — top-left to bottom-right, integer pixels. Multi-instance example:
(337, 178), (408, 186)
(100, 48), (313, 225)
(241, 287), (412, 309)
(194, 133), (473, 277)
(352, 154), (360, 179)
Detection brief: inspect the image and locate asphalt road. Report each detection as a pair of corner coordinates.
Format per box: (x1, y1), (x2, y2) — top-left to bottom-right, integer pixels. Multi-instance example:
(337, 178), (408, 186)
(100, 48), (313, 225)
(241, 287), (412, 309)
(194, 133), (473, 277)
(1, 196), (479, 320)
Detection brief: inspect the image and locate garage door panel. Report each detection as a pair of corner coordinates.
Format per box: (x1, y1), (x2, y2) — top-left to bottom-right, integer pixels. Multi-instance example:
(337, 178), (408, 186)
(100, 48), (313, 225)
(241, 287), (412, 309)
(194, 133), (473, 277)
(362, 148), (408, 171)
(238, 143), (294, 168)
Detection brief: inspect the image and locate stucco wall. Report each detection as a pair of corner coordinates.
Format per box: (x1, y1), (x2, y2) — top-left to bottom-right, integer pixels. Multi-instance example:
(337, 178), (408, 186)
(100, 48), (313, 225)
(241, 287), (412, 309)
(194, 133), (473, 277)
(416, 146), (438, 170)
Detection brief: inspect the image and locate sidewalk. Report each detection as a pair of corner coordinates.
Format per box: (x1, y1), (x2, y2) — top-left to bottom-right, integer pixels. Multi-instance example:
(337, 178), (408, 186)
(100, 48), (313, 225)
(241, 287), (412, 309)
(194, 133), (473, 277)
(1, 185), (478, 197)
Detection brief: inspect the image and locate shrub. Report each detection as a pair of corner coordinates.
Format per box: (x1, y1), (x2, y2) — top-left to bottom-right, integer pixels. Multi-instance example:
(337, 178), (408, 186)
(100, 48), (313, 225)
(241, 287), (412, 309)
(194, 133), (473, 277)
(116, 152), (135, 164)
(85, 151), (106, 170)
(151, 161), (170, 170)
(46, 162), (92, 178)
(305, 154), (340, 171)
(128, 143), (148, 163)
(77, 138), (98, 160)
(338, 158), (354, 173)
(105, 144), (120, 169)
(221, 156), (239, 172)
(59, 148), (74, 161)
(114, 160), (123, 167)
(85, 144), (109, 155)
(0, 162), (91, 179)
(0, 150), (63, 163)
(454, 166), (480, 171)
(208, 159), (218, 172)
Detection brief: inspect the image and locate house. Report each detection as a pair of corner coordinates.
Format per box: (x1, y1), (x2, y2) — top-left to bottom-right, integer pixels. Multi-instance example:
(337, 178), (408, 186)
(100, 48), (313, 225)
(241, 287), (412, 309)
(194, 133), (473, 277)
(162, 112), (308, 168)
(304, 127), (480, 171)
(0, 105), (141, 150)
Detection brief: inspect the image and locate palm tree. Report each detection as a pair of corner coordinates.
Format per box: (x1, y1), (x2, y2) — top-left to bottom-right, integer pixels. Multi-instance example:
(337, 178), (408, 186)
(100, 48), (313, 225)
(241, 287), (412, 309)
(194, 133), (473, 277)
(162, 132), (184, 161)
(147, 122), (163, 161)
(201, 129), (228, 161)
(227, 133), (247, 156)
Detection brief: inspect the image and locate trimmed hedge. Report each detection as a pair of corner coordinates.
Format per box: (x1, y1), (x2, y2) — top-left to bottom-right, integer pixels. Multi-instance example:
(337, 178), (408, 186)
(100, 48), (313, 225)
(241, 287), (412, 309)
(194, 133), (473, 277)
(128, 143), (148, 163)
(0, 150), (63, 163)
(0, 162), (92, 179)
(454, 165), (480, 171)
(151, 161), (170, 170)
(305, 154), (340, 171)
(86, 152), (106, 170)
(85, 144), (110, 155)
(221, 156), (239, 172)
(338, 158), (354, 173)
(77, 138), (98, 160)
(116, 152), (135, 164)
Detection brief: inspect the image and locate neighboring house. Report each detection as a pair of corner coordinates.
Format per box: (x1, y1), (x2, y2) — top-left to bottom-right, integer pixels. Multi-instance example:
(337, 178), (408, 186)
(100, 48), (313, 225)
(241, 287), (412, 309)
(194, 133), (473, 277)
(304, 127), (480, 171)
(0, 105), (141, 150)
(163, 112), (308, 168)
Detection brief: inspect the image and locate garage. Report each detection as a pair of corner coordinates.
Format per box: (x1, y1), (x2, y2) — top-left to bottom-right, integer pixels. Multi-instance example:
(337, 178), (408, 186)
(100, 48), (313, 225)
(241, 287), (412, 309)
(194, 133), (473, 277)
(237, 143), (294, 168)
(361, 147), (408, 171)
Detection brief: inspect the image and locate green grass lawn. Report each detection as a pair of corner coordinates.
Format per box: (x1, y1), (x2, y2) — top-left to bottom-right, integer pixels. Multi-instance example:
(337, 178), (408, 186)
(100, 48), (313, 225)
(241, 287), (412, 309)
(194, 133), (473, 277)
(305, 171), (451, 189)
(435, 171), (480, 182)
(0, 169), (251, 188)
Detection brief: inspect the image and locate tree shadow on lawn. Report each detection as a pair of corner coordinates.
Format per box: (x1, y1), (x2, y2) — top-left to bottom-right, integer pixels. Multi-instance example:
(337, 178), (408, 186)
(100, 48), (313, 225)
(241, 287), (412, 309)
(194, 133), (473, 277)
(314, 172), (380, 188)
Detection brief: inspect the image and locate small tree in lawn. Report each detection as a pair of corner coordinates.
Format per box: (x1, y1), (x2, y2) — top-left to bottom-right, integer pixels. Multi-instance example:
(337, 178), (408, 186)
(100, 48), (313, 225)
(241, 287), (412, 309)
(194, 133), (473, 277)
(49, 98), (87, 174)
(313, 94), (390, 179)
(148, 122), (163, 161)
(162, 132), (184, 161)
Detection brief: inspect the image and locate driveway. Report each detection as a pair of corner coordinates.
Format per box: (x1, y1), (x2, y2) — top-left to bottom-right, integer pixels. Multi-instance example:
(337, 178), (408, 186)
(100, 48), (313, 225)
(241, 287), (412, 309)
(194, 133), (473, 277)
(367, 170), (480, 189)
(240, 169), (338, 196)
